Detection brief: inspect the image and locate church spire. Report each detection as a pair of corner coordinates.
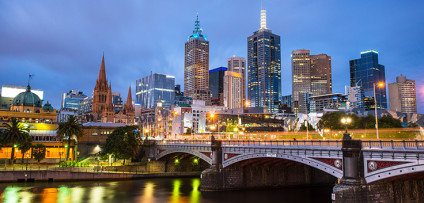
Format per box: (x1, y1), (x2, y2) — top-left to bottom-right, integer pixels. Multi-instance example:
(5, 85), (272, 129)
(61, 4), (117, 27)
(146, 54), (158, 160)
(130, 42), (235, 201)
(98, 53), (107, 83)
(125, 85), (134, 114)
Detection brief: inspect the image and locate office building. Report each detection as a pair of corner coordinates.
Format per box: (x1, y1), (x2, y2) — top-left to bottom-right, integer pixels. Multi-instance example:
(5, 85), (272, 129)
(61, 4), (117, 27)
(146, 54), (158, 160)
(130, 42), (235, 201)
(292, 50), (332, 113)
(184, 15), (210, 104)
(310, 93), (347, 113)
(223, 71), (243, 109)
(175, 84), (183, 97)
(228, 55), (246, 102)
(389, 75), (417, 114)
(247, 7), (281, 113)
(209, 67), (227, 106)
(350, 50), (387, 109)
(136, 73), (175, 109)
(61, 90), (87, 111)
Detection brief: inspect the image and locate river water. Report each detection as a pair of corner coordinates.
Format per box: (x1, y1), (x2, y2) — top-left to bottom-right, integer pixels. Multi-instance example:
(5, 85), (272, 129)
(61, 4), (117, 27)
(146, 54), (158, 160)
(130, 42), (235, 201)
(0, 178), (332, 203)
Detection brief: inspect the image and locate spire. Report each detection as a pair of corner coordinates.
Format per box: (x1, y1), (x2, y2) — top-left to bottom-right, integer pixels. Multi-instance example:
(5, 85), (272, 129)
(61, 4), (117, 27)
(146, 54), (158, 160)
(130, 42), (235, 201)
(125, 85), (134, 114)
(260, 8), (267, 29)
(193, 13), (202, 34)
(98, 53), (107, 83)
(126, 85), (133, 107)
(106, 82), (113, 110)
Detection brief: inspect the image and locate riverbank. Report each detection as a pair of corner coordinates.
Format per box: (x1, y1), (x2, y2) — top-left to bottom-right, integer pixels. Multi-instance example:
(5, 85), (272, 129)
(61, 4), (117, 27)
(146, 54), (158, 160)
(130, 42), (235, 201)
(0, 170), (200, 183)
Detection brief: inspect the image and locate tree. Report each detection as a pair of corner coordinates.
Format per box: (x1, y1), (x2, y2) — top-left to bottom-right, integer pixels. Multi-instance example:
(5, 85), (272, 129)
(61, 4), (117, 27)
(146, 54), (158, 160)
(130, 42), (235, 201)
(18, 136), (33, 163)
(299, 122), (315, 131)
(185, 128), (192, 135)
(32, 144), (46, 163)
(378, 115), (402, 128)
(56, 115), (83, 161)
(317, 112), (345, 130)
(1, 118), (30, 165)
(103, 126), (140, 165)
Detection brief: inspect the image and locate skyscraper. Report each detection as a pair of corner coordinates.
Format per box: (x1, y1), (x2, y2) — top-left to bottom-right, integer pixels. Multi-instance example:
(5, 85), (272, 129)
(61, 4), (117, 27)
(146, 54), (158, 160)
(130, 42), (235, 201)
(223, 71), (243, 109)
(209, 67), (227, 106)
(228, 56), (246, 103)
(247, 8), (281, 113)
(61, 90), (87, 110)
(350, 50), (387, 109)
(292, 50), (332, 113)
(136, 73), (175, 109)
(388, 75), (417, 114)
(184, 15), (210, 105)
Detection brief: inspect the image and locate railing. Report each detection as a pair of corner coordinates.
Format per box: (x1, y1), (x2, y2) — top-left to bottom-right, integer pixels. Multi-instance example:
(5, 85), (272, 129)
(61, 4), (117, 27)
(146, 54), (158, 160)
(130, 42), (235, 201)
(362, 140), (424, 150)
(157, 140), (342, 149)
(158, 140), (424, 151)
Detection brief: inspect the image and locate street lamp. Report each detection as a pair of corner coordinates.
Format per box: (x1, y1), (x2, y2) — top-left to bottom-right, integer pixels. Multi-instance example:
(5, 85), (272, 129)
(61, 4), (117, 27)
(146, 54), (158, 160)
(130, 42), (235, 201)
(374, 82), (385, 140)
(341, 117), (352, 140)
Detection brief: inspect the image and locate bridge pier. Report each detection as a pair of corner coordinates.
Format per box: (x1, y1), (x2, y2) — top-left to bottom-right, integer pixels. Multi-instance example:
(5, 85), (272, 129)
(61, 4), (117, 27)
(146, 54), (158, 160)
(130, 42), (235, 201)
(199, 137), (224, 191)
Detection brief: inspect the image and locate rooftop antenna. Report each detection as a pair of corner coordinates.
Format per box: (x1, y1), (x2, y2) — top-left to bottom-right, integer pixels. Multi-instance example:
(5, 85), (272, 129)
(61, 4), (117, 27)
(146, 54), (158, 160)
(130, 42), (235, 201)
(260, 0), (267, 29)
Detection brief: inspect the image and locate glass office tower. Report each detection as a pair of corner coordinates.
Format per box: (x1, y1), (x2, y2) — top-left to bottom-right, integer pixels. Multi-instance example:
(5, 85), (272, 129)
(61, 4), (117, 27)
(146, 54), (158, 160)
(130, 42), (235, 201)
(247, 8), (281, 113)
(136, 73), (175, 109)
(350, 50), (387, 109)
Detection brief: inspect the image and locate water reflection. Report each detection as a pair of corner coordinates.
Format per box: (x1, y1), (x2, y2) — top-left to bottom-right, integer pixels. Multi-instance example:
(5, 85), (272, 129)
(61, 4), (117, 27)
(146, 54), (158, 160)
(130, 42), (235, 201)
(0, 178), (332, 203)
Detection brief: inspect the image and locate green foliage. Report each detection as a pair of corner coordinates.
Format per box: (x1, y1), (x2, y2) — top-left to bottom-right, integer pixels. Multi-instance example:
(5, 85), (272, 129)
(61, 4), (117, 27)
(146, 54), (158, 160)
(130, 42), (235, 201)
(185, 128), (192, 135)
(1, 118), (30, 164)
(408, 122), (419, 128)
(299, 122), (315, 131)
(56, 115), (83, 161)
(318, 112), (403, 130)
(32, 144), (46, 163)
(19, 136), (33, 162)
(103, 126), (140, 165)
(378, 115), (402, 128)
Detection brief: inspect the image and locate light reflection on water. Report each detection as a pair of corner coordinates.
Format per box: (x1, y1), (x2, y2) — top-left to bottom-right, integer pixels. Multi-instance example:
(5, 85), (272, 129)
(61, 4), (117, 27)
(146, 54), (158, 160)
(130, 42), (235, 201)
(0, 178), (332, 203)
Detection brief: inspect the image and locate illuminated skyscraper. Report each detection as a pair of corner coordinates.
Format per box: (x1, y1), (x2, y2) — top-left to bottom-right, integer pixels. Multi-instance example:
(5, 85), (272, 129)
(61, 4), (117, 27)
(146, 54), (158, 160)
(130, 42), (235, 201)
(228, 56), (246, 103)
(350, 50), (387, 109)
(389, 75), (417, 114)
(247, 8), (281, 113)
(292, 50), (332, 113)
(184, 14), (210, 105)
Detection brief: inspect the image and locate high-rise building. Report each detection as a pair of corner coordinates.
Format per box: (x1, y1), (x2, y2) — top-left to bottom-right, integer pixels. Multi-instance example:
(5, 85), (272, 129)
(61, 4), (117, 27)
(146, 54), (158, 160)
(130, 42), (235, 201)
(175, 84), (183, 97)
(223, 71), (243, 109)
(61, 90), (87, 111)
(388, 75), (417, 114)
(350, 50), (387, 109)
(228, 56), (246, 102)
(209, 67), (227, 106)
(184, 15), (210, 104)
(292, 50), (332, 113)
(112, 92), (123, 113)
(136, 73), (175, 109)
(247, 8), (281, 113)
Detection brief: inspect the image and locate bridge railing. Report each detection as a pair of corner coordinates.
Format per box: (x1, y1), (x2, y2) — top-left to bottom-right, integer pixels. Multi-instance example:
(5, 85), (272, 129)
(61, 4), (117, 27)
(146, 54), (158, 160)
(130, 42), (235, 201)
(156, 140), (211, 145)
(362, 140), (424, 150)
(221, 140), (342, 149)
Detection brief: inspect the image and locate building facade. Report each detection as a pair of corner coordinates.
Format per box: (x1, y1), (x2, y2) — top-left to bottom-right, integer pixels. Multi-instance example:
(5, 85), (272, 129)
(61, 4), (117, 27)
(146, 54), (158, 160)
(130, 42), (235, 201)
(350, 50), (387, 109)
(1, 85), (43, 109)
(184, 15), (210, 105)
(292, 50), (332, 113)
(223, 71), (243, 109)
(228, 55), (246, 102)
(310, 93), (347, 113)
(136, 73), (175, 109)
(247, 8), (281, 113)
(61, 90), (87, 111)
(388, 74), (417, 114)
(209, 67), (227, 106)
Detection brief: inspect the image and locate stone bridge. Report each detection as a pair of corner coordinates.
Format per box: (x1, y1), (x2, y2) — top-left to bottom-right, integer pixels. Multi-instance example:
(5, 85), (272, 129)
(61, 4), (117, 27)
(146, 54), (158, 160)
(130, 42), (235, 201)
(154, 138), (424, 202)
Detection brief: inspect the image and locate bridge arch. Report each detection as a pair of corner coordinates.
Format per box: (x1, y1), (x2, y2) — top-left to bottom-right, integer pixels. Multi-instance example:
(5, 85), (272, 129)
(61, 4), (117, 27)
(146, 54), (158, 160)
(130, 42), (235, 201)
(156, 149), (212, 165)
(223, 152), (343, 179)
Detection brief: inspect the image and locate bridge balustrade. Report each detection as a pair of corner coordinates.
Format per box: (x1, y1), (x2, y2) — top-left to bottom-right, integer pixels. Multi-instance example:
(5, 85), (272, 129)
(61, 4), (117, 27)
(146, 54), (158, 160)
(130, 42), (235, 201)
(362, 140), (424, 150)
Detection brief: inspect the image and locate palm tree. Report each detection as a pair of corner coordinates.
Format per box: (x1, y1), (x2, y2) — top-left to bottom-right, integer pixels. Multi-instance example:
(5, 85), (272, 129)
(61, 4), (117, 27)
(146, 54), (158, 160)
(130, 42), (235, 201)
(1, 118), (30, 165)
(56, 115), (83, 161)
(19, 136), (33, 163)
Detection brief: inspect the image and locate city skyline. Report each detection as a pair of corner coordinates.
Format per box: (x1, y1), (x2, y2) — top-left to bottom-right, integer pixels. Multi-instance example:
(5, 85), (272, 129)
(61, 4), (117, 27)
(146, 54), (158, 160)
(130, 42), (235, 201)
(0, 1), (423, 112)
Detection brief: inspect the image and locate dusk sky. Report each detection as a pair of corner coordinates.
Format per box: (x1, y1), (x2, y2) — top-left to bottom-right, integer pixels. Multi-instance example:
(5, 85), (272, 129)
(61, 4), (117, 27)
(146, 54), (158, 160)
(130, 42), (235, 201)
(1, 0), (423, 112)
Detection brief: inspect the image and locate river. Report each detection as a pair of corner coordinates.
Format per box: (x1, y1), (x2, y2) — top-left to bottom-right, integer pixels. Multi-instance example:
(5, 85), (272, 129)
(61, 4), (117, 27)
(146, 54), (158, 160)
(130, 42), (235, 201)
(0, 178), (332, 203)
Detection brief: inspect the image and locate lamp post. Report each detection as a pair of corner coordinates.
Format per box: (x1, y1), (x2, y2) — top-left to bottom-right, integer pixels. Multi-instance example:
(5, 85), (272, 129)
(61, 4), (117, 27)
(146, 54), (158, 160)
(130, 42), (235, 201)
(210, 113), (215, 140)
(373, 82), (385, 140)
(341, 117), (352, 140)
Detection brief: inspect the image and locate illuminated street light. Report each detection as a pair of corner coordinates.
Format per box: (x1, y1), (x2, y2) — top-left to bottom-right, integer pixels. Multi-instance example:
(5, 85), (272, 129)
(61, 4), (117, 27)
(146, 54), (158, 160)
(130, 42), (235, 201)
(173, 111), (178, 116)
(341, 117), (352, 139)
(210, 113), (215, 118)
(373, 82), (385, 140)
(324, 128), (330, 133)
(245, 101), (251, 107)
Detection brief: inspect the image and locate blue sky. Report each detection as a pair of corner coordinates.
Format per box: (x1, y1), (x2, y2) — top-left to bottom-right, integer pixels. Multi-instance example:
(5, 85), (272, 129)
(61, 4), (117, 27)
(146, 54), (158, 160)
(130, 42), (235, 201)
(1, 0), (423, 112)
